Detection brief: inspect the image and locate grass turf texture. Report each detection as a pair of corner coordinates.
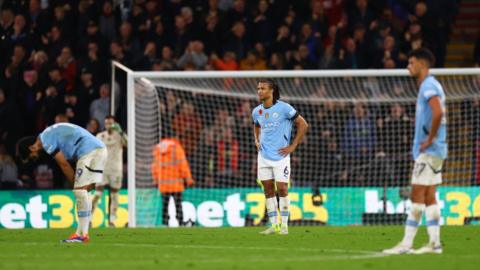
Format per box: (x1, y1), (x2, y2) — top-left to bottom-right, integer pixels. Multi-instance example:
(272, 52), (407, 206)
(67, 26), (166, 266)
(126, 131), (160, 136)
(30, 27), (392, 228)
(0, 226), (478, 270)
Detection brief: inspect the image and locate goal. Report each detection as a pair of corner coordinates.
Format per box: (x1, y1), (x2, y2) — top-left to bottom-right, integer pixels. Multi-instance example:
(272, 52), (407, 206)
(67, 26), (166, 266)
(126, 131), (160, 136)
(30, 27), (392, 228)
(112, 63), (480, 228)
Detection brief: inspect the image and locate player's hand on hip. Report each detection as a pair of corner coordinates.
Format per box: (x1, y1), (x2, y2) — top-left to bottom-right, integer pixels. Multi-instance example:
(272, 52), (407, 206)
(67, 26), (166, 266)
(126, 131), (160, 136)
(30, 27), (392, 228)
(255, 141), (261, 151)
(420, 138), (434, 152)
(278, 144), (296, 156)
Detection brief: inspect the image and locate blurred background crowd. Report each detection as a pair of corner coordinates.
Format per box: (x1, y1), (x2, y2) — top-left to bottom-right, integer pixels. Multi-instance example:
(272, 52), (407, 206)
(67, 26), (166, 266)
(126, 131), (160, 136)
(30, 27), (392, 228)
(1, 0), (479, 190)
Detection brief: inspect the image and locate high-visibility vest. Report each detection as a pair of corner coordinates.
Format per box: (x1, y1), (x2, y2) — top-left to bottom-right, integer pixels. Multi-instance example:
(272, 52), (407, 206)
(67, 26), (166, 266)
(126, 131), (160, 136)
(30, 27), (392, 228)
(151, 138), (194, 193)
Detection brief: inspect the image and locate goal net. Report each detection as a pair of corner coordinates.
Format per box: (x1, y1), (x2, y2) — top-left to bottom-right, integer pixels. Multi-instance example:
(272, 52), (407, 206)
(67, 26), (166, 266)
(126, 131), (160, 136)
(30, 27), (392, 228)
(124, 68), (480, 228)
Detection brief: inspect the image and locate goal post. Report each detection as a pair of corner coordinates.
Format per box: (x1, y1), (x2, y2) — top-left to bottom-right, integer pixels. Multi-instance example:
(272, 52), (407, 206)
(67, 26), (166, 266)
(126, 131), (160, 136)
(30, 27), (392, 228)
(113, 63), (480, 228)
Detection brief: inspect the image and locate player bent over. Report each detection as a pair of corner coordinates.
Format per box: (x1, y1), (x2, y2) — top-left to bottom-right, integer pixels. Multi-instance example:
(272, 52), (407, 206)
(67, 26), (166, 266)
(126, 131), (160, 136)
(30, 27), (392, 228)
(20, 123), (107, 243)
(252, 79), (308, 235)
(92, 116), (127, 227)
(383, 48), (446, 254)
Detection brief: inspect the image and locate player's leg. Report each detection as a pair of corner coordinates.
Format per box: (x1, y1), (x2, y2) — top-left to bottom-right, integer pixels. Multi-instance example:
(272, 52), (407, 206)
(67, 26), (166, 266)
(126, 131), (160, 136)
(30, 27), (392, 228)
(64, 148), (107, 243)
(259, 180), (279, 234)
(413, 185), (442, 254)
(108, 175), (122, 226)
(173, 192), (184, 226)
(274, 157), (290, 235)
(258, 154), (279, 234)
(413, 155), (443, 254)
(383, 184), (426, 254)
(402, 184), (426, 246)
(277, 182), (289, 234)
(91, 182), (105, 217)
(161, 193), (170, 226)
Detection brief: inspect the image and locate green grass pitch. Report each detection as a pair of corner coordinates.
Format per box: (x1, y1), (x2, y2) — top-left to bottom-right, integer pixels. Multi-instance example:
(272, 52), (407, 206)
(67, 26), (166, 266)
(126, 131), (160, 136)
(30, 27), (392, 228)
(0, 226), (478, 270)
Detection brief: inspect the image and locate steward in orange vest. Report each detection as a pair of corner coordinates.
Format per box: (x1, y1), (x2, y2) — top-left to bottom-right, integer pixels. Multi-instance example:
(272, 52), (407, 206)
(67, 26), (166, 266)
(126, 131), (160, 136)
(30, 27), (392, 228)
(151, 138), (194, 226)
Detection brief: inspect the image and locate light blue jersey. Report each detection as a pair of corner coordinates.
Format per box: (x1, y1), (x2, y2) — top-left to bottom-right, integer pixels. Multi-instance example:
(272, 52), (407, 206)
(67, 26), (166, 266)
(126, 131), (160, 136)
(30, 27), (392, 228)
(252, 100), (298, 161)
(39, 123), (106, 160)
(413, 75), (448, 160)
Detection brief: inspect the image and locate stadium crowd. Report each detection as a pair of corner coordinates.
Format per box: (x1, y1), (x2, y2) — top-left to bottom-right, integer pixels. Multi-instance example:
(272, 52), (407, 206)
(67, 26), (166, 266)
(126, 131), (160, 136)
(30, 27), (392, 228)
(0, 0), (468, 189)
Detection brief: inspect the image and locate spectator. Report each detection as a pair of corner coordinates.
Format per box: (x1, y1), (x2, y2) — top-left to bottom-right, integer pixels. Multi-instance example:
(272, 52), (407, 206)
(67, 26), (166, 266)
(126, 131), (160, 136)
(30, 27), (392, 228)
(148, 20), (170, 54)
(202, 14), (222, 55)
(78, 20), (109, 57)
(224, 21), (249, 61)
(348, 0), (375, 33)
(225, 0), (248, 28)
(159, 46), (176, 70)
(0, 88), (23, 156)
(99, 1), (117, 42)
(56, 46), (77, 93)
(215, 127), (240, 185)
(172, 101), (203, 156)
(118, 21), (142, 60)
(20, 70), (41, 134)
(211, 51), (238, 70)
(378, 103), (412, 184)
(177, 40), (208, 70)
(78, 41), (108, 84)
(338, 38), (360, 69)
(172, 15), (192, 58)
(136, 41), (157, 70)
(42, 25), (68, 60)
(271, 24), (294, 56)
(474, 34), (480, 66)
(252, 0), (274, 46)
(90, 84), (110, 130)
(86, 118), (100, 135)
(29, 50), (49, 88)
(0, 145), (19, 189)
(110, 40), (132, 67)
(342, 103), (376, 184)
(63, 93), (85, 125)
(52, 5), (74, 43)
(319, 45), (339, 69)
(239, 51), (267, 70)
(192, 128), (217, 187)
(297, 23), (323, 64)
(55, 113), (69, 123)
(268, 52), (286, 70)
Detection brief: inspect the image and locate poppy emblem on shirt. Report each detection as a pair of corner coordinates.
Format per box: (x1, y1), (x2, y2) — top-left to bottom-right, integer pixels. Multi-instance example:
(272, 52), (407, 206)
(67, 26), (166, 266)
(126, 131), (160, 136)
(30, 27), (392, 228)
(259, 109), (263, 115)
(265, 112), (269, 119)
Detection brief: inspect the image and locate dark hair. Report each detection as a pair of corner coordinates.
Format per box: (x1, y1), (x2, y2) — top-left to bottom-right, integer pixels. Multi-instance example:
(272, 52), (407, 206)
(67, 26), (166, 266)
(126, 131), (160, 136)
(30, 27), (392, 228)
(258, 79), (280, 103)
(408, 48), (435, 67)
(17, 136), (36, 162)
(105, 115), (116, 121)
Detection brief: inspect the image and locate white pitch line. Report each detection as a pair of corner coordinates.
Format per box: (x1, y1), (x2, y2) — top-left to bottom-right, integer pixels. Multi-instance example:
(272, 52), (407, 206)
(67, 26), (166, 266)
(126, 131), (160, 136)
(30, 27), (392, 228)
(13, 242), (391, 261)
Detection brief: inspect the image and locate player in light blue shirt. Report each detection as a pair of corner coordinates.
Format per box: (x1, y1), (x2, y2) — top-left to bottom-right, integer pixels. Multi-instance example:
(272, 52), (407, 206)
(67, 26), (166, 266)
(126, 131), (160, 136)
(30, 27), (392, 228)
(19, 122), (107, 243)
(252, 79), (308, 235)
(412, 76), (448, 160)
(384, 48), (446, 255)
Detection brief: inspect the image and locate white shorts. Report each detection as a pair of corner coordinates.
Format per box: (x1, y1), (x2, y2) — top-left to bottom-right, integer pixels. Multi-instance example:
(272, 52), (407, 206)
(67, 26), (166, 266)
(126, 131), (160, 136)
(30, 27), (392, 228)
(99, 173), (123, 189)
(257, 153), (290, 183)
(411, 153), (444, 186)
(75, 148), (108, 188)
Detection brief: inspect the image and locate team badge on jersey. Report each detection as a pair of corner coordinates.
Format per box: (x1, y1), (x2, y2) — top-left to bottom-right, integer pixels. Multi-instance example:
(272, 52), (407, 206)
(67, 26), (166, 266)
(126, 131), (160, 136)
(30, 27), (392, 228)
(273, 112), (279, 118)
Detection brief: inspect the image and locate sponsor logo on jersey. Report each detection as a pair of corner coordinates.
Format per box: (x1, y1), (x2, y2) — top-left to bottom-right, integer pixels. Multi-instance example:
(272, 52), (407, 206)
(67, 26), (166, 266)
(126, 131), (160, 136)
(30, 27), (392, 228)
(265, 112), (269, 119)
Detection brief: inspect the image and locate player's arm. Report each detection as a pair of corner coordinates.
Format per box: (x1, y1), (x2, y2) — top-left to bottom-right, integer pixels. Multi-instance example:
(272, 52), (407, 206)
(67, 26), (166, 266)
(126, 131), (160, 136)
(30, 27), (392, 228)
(279, 115), (309, 156)
(53, 151), (75, 183)
(253, 124), (261, 151)
(121, 132), (128, 147)
(420, 96), (443, 152)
